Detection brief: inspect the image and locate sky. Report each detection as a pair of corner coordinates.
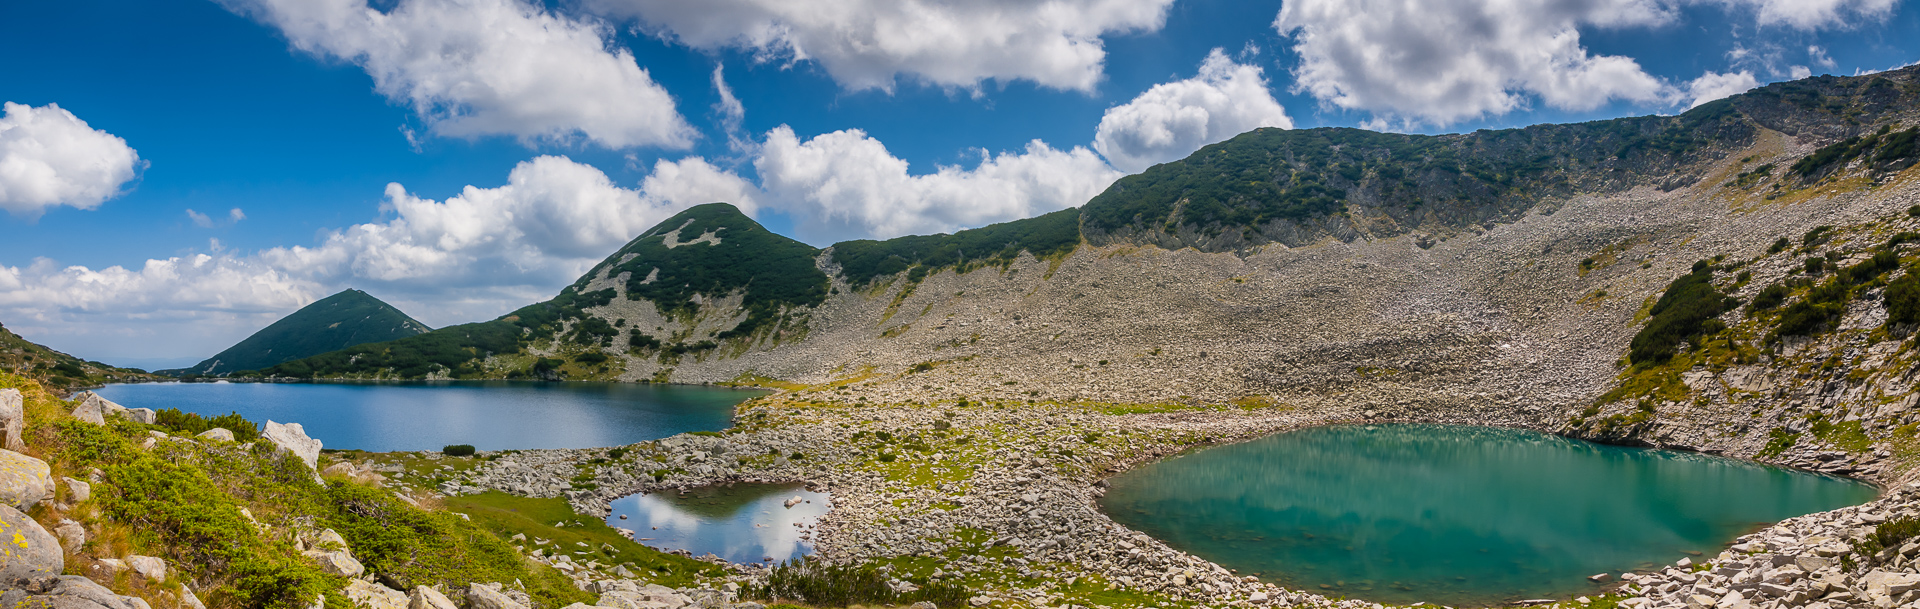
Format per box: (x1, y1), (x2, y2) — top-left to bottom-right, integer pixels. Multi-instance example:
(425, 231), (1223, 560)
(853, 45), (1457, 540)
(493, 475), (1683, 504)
(1, 0), (1916, 369)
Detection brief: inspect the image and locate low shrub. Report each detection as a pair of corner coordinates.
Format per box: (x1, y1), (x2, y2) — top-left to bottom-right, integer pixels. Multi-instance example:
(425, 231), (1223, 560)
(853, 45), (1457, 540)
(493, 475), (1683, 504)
(443, 444), (477, 457)
(746, 557), (969, 608)
(155, 408), (261, 441)
(1629, 263), (1740, 365)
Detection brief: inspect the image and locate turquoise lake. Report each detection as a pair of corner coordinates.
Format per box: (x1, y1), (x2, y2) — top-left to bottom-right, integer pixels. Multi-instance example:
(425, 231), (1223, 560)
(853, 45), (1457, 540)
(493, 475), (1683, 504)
(93, 381), (766, 452)
(1097, 424), (1877, 606)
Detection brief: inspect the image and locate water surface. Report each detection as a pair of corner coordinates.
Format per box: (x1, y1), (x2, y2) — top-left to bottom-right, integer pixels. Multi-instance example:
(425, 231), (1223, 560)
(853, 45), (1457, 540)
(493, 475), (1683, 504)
(1097, 424), (1876, 606)
(606, 483), (828, 563)
(94, 381), (765, 451)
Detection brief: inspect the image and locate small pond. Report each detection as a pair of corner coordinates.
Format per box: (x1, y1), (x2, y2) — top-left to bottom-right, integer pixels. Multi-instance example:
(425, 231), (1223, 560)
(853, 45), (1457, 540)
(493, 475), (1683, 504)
(1097, 424), (1877, 606)
(605, 483), (829, 563)
(93, 381), (766, 452)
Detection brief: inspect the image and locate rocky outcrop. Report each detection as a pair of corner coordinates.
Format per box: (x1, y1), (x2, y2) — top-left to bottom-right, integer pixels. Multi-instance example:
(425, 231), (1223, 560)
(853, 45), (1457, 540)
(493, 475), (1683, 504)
(0, 389), (22, 453)
(407, 586), (458, 609)
(264, 421), (321, 470)
(67, 392), (154, 426)
(466, 583), (530, 609)
(3, 575), (151, 609)
(344, 580), (408, 609)
(0, 504), (60, 588)
(0, 450), (52, 512)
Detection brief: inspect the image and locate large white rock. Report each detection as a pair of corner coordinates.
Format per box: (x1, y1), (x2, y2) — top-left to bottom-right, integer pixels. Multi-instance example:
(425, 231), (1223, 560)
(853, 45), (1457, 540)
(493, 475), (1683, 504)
(345, 580), (409, 609)
(0, 449), (53, 511)
(302, 550), (364, 577)
(468, 584), (530, 609)
(69, 392), (119, 425)
(0, 503), (62, 587)
(125, 555), (166, 582)
(407, 586), (458, 609)
(0, 388), (23, 452)
(264, 421), (322, 470)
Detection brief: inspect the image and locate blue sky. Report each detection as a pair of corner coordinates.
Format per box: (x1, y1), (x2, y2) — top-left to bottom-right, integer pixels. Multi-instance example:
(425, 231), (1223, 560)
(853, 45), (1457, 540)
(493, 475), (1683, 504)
(1, 0), (1915, 368)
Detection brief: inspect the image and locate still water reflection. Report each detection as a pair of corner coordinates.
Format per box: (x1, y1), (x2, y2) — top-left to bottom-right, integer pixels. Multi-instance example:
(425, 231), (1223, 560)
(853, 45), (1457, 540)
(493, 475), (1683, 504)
(606, 483), (829, 563)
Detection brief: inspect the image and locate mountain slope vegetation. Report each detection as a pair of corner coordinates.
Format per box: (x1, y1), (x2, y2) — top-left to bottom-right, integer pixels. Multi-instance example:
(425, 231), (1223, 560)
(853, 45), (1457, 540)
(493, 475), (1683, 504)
(0, 322), (156, 390)
(176, 289), (430, 376)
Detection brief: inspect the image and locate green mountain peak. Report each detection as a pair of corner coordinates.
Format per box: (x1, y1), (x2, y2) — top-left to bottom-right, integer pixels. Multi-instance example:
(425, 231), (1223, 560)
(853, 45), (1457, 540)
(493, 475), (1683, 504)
(180, 288), (430, 375)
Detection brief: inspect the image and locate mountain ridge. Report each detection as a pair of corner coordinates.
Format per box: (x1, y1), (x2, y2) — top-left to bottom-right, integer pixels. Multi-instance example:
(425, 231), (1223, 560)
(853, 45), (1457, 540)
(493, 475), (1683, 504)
(173, 288), (430, 376)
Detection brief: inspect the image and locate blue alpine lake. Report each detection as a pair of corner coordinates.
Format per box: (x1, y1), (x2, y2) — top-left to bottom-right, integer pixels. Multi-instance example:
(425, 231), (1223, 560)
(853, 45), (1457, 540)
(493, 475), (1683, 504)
(93, 381), (766, 452)
(1097, 424), (1878, 607)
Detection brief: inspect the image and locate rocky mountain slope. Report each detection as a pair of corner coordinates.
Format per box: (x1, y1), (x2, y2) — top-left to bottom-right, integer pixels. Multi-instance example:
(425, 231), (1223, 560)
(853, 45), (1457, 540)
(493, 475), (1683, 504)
(173, 289), (430, 376)
(0, 322), (155, 391)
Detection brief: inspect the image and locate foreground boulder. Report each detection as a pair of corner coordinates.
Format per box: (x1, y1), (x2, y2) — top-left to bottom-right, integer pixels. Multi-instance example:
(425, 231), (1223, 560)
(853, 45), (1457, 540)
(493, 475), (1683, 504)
(0, 389), (22, 452)
(6, 575), (149, 609)
(0, 504), (62, 588)
(407, 586), (458, 609)
(344, 580), (408, 609)
(68, 392), (120, 425)
(0, 449), (53, 511)
(264, 421), (322, 470)
(467, 584), (530, 609)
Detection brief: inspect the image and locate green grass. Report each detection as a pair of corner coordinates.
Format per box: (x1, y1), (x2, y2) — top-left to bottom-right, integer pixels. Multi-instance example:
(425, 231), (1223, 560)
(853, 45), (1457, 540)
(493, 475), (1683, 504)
(441, 491), (725, 586)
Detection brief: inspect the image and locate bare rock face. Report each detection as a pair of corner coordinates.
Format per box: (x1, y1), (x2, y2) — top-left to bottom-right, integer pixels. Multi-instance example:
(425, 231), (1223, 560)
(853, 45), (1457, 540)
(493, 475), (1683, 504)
(0, 388), (23, 452)
(467, 584), (530, 609)
(264, 421), (322, 470)
(0, 503), (62, 588)
(0, 449), (54, 511)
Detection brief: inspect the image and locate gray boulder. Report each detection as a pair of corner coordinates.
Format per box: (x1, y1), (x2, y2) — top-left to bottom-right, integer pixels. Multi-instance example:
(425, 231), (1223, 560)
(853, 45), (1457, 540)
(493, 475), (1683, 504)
(196, 428), (234, 442)
(125, 555), (166, 582)
(302, 550), (364, 577)
(0, 504), (61, 588)
(407, 586), (458, 609)
(119, 408), (156, 425)
(0, 388), (23, 452)
(17, 575), (148, 609)
(0, 449), (53, 511)
(60, 477), (89, 504)
(467, 584), (530, 609)
(53, 519), (84, 554)
(68, 392), (121, 426)
(264, 421), (322, 470)
(344, 580), (409, 609)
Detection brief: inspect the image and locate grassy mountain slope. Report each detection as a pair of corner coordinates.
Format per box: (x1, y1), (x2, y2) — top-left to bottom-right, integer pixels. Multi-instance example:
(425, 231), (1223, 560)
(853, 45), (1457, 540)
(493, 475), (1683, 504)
(1080, 70), (1920, 251)
(252, 204), (830, 380)
(177, 289), (430, 375)
(0, 322), (156, 391)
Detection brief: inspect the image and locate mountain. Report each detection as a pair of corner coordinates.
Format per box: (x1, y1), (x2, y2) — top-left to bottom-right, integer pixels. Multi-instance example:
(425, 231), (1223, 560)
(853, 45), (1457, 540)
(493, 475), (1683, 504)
(0, 322), (157, 391)
(178, 288), (430, 375)
(248, 65), (1920, 466)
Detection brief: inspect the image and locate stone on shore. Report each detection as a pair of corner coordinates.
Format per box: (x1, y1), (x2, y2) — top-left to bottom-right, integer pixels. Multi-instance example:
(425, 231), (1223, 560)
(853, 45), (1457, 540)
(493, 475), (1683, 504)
(0, 388), (23, 452)
(264, 421), (322, 470)
(0, 504), (62, 587)
(0, 449), (54, 511)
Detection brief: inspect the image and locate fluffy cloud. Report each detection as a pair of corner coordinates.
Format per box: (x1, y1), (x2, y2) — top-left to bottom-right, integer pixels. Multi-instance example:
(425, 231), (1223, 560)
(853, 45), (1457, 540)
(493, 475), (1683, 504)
(1275, 0), (1675, 126)
(1712, 0), (1897, 29)
(1272, 0), (1900, 126)
(755, 126), (1122, 243)
(0, 155), (749, 365)
(1684, 70), (1761, 108)
(0, 102), (142, 218)
(222, 0), (695, 148)
(1093, 50), (1292, 173)
(579, 0), (1174, 92)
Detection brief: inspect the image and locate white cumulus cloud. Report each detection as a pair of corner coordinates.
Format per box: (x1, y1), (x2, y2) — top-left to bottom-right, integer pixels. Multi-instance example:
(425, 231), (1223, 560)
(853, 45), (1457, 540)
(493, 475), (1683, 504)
(579, 0), (1175, 92)
(1274, 0), (1676, 127)
(755, 126), (1122, 244)
(0, 102), (142, 218)
(1710, 0), (1897, 30)
(222, 0), (695, 149)
(1093, 49), (1292, 173)
(1684, 70), (1761, 108)
(0, 155), (750, 365)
